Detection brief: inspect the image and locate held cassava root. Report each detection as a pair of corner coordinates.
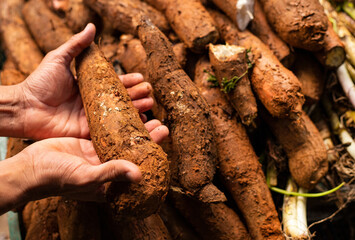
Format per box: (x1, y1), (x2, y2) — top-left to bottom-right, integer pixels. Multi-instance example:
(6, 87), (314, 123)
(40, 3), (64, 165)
(208, 44), (258, 126)
(194, 56), (283, 240)
(259, 0), (328, 51)
(76, 43), (169, 219)
(0, 0), (43, 76)
(250, 0), (294, 67)
(138, 19), (217, 194)
(262, 110), (328, 189)
(23, 0), (73, 53)
(161, 0), (219, 53)
(84, 0), (170, 36)
(209, 9), (304, 119)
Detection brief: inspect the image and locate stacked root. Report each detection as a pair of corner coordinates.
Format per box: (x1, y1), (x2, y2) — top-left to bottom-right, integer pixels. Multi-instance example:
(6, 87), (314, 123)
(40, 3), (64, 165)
(1, 0), (353, 239)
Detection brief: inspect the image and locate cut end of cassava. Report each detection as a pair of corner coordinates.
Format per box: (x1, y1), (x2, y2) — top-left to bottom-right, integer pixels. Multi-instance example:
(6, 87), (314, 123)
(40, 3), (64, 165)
(209, 44), (246, 61)
(209, 43), (258, 126)
(325, 46), (346, 69)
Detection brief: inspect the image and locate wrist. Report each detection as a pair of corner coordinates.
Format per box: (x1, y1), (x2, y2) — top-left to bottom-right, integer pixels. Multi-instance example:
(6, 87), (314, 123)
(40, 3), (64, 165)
(0, 85), (26, 138)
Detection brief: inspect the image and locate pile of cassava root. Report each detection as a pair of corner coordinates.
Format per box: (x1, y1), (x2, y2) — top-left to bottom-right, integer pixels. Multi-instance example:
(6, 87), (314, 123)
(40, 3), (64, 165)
(1, 0), (355, 239)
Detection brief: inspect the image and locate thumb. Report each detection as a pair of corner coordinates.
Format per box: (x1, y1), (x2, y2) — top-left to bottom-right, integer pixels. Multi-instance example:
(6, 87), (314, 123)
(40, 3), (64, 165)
(53, 23), (96, 66)
(90, 160), (142, 184)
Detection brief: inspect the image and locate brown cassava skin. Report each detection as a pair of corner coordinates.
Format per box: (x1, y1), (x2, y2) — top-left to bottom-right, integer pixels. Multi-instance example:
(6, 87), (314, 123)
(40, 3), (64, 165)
(142, 0), (167, 11)
(195, 56), (283, 240)
(209, 0), (239, 28)
(169, 188), (251, 240)
(314, 21), (345, 69)
(159, 203), (200, 240)
(293, 51), (324, 103)
(22, 0), (73, 53)
(138, 19), (217, 194)
(0, 57), (26, 85)
(262, 110), (328, 189)
(163, 0), (219, 53)
(23, 197), (61, 240)
(117, 36), (149, 79)
(76, 43), (169, 219)
(250, 0), (294, 67)
(112, 214), (172, 240)
(117, 36), (187, 79)
(259, 0), (328, 51)
(57, 199), (101, 240)
(0, 0), (43, 76)
(209, 44), (258, 126)
(209, 9), (304, 119)
(45, 0), (98, 33)
(84, 0), (169, 36)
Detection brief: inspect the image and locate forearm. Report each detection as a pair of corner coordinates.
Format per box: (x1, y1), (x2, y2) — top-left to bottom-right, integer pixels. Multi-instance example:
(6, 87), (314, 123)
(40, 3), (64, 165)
(0, 85), (25, 138)
(0, 155), (32, 215)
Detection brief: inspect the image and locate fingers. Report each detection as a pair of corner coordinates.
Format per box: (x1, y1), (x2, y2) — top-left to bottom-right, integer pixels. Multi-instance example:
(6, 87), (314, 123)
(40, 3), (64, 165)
(144, 119), (169, 144)
(91, 160), (142, 184)
(144, 119), (162, 132)
(119, 73), (144, 88)
(132, 97), (154, 113)
(150, 125), (169, 144)
(51, 23), (96, 65)
(126, 82), (152, 100)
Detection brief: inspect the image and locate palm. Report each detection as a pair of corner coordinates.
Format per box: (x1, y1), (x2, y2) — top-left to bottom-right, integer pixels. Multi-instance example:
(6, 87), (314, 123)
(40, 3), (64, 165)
(22, 55), (89, 140)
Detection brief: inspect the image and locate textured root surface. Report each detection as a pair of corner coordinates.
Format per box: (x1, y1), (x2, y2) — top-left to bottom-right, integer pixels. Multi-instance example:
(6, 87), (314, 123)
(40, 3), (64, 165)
(209, 9), (304, 119)
(138, 19), (217, 194)
(263, 110), (328, 189)
(0, 0), (43, 76)
(209, 44), (257, 125)
(76, 44), (169, 219)
(259, 0), (328, 51)
(23, 0), (73, 53)
(164, 0), (219, 53)
(195, 56), (284, 240)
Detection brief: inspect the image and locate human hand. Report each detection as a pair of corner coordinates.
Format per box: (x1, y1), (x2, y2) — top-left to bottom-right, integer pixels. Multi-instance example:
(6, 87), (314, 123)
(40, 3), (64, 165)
(0, 119), (168, 214)
(19, 23), (154, 140)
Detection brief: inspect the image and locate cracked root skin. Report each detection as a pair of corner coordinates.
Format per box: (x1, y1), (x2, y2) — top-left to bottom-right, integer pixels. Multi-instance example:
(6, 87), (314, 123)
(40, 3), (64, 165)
(263, 110), (328, 189)
(76, 44), (169, 219)
(259, 0), (328, 51)
(195, 57), (283, 240)
(138, 19), (217, 194)
(210, 10), (304, 119)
